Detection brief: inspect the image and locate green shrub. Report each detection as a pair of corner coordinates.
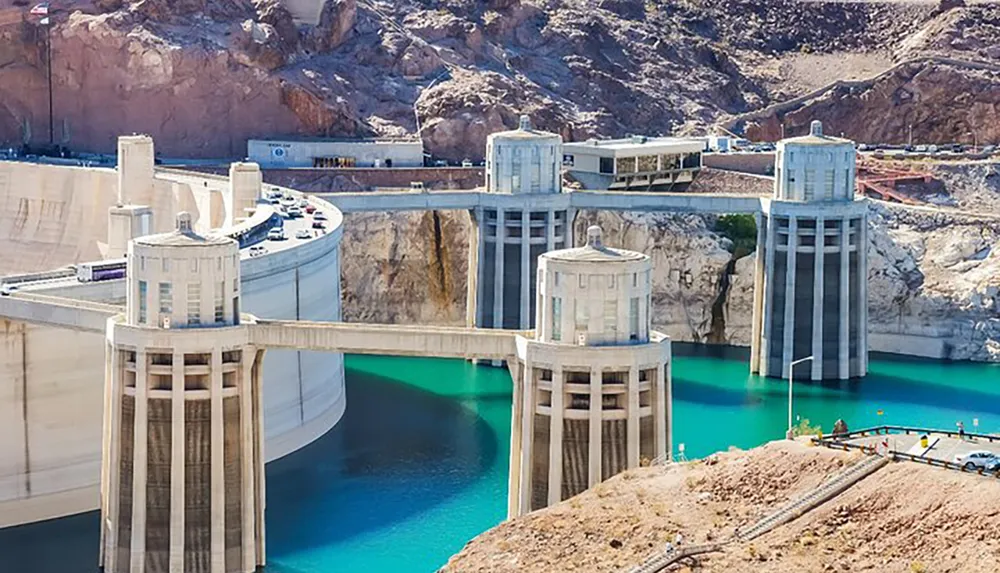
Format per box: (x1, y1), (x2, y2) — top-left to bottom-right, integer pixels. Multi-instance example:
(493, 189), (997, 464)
(715, 214), (757, 258)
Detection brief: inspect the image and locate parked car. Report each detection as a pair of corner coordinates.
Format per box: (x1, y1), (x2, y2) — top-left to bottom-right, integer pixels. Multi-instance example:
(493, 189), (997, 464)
(287, 206), (302, 218)
(461, 158), (473, 167)
(298, 199), (308, 208)
(313, 211), (327, 221)
(982, 145), (996, 155)
(915, 145), (928, 153)
(954, 450), (998, 471)
(294, 229), (311, 240)
(267, 228), (286, 241)
(305, 205), (317, 214)
(312, 221), (325, 230)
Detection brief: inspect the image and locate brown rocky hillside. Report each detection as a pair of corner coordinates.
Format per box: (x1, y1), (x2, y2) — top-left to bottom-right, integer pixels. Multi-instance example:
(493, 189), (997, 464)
(0, 0), (995, 158)
(441, 440), (1000, 573)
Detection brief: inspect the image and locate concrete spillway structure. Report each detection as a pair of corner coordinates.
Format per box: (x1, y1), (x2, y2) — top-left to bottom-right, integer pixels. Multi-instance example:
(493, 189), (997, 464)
(508, 226), (671, 518)
(750, 121), (868, 380)
(468, 116), (572, 334)
(102, 213), (265, 573)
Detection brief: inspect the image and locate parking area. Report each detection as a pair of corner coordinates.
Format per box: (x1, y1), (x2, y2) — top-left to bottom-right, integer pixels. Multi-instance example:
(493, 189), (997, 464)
(818, 427), (1000, 475)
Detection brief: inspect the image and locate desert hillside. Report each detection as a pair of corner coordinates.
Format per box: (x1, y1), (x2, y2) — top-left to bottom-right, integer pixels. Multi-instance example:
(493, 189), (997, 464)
(442, 440), (1000, 572)
(1, 0), (998, 157)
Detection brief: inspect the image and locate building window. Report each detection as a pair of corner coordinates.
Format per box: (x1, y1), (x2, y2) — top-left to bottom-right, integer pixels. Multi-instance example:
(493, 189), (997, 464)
(803, 169), (815, 200)
(551, 297), (562, 341)
(579, 274), (586, 289)
(632, 273), (638, 287)
(630, 297), (639, 340)
(140, 257), (145, 271)
(608, 274), (615, 289)
(824, 169), (835, 200)
(214, 281), (224, 323)
(616, 156), (637, 174)
(162, 258), (170, 273)
(599, 157), (614, 174)
(604, 299), (617, 334)
(233, 297), (240, 325)
(531, 147), (541, 192)
(512, 149), (521, 191)
(187, 283), (201, 325)
(637, 155), (657, 172)
(233, 278), (238, 293)
(138, 281), (147, 324)
(158, 282), (172, 314)
(554, 272), (560, 287)
(190, 258), (198, 273)
(575, 300), (588, 333)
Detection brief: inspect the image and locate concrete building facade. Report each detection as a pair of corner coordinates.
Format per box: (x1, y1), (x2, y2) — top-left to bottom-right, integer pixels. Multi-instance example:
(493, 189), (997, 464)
(247, 138), (424, 169)
(102, 213), (265, 573)
(508, 226), (671, 517)
(562, 136), (703, 191)
(750, 121), (868, 380)
(469, 116), (573, 335)
(226, 163), (262, 228)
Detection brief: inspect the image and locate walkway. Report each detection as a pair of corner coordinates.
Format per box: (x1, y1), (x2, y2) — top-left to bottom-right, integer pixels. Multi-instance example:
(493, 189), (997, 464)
(318, 189), (762, 214)
(249, 320), (523, 360)
(0, 294), (524, 360)
(0, 292), (119, 332)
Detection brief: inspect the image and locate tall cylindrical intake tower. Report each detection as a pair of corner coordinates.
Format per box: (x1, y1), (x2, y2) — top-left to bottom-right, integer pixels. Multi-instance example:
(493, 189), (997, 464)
(750, 120), (868, 380)
(101, 212), (265, 573)
(508, 226), (671, 517)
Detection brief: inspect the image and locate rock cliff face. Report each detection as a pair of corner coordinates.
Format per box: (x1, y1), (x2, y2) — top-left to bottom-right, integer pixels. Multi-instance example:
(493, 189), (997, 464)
(338, 200), (1000, 363)
(2, 0), (995, 158)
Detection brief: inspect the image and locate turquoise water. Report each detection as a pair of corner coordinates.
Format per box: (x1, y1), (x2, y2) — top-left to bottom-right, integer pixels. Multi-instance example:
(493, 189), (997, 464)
(2, 346), (999, 572)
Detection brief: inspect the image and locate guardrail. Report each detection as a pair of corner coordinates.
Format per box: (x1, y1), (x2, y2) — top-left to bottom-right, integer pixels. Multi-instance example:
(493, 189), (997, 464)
(816, 425), (1000, 444)
(812, 425), (1000, 480)
(628, 542), (726, 573)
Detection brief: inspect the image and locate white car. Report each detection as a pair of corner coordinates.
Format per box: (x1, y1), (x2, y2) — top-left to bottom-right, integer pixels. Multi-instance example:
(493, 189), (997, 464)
(294, 229), (311, 240)
(266, 228), (286, 241)
(954, 450), (998, 470)
(298, 199), (309, 208)
(287, 206), (302, 218)
(313, 211), (327, 221)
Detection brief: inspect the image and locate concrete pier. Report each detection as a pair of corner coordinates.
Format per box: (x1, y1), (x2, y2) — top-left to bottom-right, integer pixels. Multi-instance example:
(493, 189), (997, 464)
(508, 227), (671, 517)
(750, 121), (868, 380)
(468, 116), (572, 336)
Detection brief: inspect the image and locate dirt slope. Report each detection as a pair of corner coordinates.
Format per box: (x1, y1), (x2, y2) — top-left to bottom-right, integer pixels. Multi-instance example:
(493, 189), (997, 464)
(442, 441), (1000, 573)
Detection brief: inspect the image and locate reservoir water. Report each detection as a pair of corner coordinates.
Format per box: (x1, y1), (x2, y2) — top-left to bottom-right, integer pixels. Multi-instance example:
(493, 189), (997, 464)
(3, 346), (999, 572)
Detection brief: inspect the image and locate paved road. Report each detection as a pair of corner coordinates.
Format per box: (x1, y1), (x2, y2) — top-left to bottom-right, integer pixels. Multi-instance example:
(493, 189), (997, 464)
(844, 432), (1000, 467)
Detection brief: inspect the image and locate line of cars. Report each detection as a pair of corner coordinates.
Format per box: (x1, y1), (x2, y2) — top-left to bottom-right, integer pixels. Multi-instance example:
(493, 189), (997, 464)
(858, 143), (997, 157)
(264, 188), (328, 243)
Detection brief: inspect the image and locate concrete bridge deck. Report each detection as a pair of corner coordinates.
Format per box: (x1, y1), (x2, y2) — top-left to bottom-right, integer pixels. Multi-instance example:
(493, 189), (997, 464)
(318, 189), (763, 214)
(0, 294), (525, 360)
(250, 320), (523, 360)
(0, 292), (119, 332)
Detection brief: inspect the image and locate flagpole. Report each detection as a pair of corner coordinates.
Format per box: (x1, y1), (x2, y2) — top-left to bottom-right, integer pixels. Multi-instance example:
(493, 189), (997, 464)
(46, 13), (53, 146)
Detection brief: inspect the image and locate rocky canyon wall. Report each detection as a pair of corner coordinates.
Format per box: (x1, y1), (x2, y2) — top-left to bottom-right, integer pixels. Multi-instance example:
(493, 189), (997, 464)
(338, 203), (1000, 364)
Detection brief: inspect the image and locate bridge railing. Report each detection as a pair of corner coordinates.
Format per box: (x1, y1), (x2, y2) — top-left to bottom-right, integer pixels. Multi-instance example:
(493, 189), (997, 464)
(815, 425), (1000, 444)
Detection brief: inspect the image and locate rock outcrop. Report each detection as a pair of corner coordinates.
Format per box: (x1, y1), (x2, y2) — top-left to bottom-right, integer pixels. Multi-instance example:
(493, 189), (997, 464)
(338, 192), (1000, 363)
(5, 0), (997, 158)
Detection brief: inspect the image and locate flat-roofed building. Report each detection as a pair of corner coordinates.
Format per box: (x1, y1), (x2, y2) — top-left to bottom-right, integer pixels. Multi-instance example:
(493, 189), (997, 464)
(247, 138), (424, 169)
(562, 136), (704, 191)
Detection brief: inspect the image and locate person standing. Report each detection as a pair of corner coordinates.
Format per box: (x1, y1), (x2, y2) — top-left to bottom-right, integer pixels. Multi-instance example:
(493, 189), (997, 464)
(958, 421), (966, 440)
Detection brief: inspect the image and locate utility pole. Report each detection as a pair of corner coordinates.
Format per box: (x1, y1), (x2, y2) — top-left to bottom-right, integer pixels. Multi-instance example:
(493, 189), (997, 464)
(908, 124), (913, 147)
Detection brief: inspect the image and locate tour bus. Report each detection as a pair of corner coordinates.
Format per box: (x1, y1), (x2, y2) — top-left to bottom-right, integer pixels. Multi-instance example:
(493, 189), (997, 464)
(77, 259), (127, 282)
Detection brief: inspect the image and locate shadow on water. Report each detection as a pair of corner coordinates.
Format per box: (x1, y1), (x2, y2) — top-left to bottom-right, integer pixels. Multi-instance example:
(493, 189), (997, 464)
(673, 343), (1000, 417)
(265, 367), (498, 558)
(0, 368), (498, 572)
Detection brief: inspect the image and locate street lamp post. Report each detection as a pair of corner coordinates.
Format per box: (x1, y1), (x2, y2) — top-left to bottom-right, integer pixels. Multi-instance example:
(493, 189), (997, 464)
(786, 356), (814, 440)
(908, 124), (913, 148)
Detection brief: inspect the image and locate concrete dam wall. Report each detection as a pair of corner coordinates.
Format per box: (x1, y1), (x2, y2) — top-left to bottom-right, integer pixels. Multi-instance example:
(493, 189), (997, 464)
(0, 162), (347, 527)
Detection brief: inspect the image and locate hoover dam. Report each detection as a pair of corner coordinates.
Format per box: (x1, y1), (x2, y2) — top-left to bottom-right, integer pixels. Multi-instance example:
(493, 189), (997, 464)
(0, 157), (347, 528)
